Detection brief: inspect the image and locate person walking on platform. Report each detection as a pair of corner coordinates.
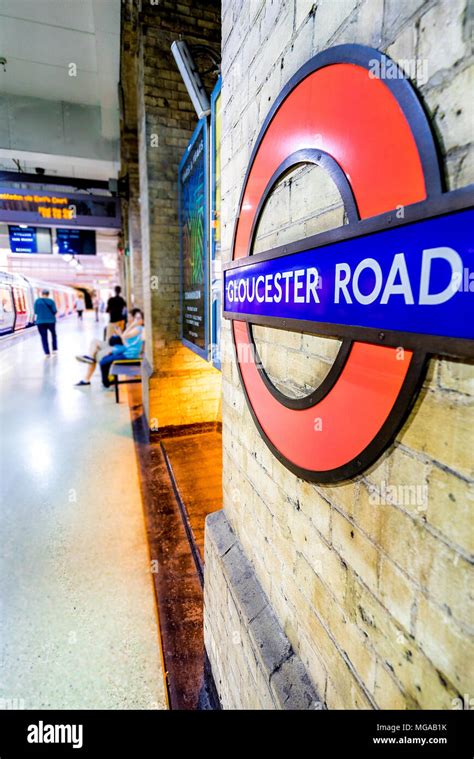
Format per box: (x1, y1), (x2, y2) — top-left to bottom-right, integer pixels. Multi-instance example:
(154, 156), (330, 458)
(92, 293), (100, 322)
(75, 293), (86, 320)
(105, 285), (126, 339)
(34, 289), (58, 357)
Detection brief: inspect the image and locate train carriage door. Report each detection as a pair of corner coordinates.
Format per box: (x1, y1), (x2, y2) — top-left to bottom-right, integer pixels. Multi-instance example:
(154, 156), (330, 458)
(56, 291), (64, 317)
(13, 287), (28, 331)
(59, 292), (67, 317)
(25, 284), (35, 325)
(0, 285), (15, 335)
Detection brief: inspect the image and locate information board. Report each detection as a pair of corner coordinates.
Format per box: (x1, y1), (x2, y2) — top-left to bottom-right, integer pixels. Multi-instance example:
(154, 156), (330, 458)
(178, 119), (209, 359)
(9, 226), (37, 253)
(0, 189), (120, 229)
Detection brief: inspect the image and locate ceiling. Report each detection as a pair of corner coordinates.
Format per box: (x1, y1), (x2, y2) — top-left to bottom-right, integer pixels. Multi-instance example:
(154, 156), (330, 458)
(0, 148), (118, 181)
(0, 0), (121, 178)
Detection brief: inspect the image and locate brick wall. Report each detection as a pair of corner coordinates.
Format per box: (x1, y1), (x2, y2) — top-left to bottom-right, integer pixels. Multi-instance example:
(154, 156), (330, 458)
(122, 0), (222, 428)
(205, 0), (473, 709)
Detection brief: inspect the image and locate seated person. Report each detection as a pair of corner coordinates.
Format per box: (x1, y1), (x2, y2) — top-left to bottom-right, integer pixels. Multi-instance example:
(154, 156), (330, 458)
(75, 308), (144, 387)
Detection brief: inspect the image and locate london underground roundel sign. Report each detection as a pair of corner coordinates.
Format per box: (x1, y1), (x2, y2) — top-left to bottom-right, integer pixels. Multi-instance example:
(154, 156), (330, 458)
(223, 44), (474, 483)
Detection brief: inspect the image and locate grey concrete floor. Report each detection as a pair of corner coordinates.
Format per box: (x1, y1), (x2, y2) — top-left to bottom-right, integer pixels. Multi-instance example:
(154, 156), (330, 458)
(0, 312), (167, 710)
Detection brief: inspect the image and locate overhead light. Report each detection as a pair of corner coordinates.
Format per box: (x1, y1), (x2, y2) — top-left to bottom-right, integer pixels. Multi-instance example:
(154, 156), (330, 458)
(171, 40), (210, 119)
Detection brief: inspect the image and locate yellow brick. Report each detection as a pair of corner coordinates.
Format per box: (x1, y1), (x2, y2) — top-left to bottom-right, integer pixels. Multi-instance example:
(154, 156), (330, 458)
(305, 206), (345, 239)
(303, 565), (377, 693)
(271, 454), (293, 493)
(379, 556), (416, 632)
(253, 435), (275, 475)
(373, 661), (411, 710)
(290, 513), (347, 598)
(426, 539), (473, 625)
(270, 583), (298, 643)
(438, 357), (474, 395)
(294, 553), (340, 624)
(363, 450), (391, 489)
(296, 480), (331, 539)
(257, 342), (288, 383)
(273, 328), (302, 352)
(349, 574), (460, 709)
(387, 446), (430, 518)
(288, 351), (322, 390)
(399, 391), (474, 479)
(325, 674), (373, 710)
(261, 541), (282, 584)
(332, 510), (379, 593)
(379, 504), (432, 586)
(245, 454), (283, 506)
(251, 490), (273, 537)
(297, 629), (328, 702)
(331, 618), (376, 693)
(416, 594), (474, 695)
(353, 483), (385, 543)
(301, 333), (341, 361)
(320, 480), (357, 518)
(271, 519), (297, 571)
(427, 466), (474, 554)
(289, 575), (373, 708)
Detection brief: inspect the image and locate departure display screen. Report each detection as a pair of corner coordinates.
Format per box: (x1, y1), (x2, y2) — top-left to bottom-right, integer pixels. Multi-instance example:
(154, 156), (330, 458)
(9, 226), (52, 253)
(56, 228), (96, 255)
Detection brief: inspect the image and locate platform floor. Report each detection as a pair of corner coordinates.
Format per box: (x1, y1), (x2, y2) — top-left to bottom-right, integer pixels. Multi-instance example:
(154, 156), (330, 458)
(161, 431), (222, 563)
(0, 313), (167, 710)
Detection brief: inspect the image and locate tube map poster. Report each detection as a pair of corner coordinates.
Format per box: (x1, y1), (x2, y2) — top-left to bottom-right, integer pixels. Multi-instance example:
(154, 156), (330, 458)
(179, 119), (208, 359)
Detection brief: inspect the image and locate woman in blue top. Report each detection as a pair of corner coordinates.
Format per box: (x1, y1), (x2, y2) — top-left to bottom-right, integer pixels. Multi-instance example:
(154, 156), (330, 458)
(75, 308), (144, 387)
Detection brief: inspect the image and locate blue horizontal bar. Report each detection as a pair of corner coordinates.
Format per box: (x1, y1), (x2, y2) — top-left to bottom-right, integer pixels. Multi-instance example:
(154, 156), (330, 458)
(224, 208), (474, 342)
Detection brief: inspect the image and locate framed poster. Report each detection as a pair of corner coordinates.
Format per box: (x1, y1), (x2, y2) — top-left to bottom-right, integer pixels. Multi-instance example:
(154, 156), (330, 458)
(210, 77), (222, 369)
(179, 118), (209, 360)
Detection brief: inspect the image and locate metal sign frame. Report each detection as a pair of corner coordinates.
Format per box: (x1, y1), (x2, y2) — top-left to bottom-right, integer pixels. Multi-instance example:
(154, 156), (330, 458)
(210, 76), (222, 370)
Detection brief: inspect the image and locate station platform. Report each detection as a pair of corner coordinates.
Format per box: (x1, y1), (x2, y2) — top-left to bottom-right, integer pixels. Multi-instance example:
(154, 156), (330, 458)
(0, 314), (167, 710)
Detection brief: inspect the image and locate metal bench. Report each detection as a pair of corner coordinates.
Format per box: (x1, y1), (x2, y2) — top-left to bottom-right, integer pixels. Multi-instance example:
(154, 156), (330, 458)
(108, 358), (143, 403)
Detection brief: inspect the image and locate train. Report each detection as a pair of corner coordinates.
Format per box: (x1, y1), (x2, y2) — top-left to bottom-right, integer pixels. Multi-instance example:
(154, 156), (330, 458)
(0, 270), (77, 336)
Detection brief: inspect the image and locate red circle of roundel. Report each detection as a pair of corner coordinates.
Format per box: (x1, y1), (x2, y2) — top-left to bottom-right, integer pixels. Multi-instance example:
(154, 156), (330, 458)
(230, 45), (441, 482)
